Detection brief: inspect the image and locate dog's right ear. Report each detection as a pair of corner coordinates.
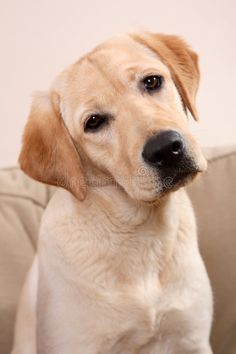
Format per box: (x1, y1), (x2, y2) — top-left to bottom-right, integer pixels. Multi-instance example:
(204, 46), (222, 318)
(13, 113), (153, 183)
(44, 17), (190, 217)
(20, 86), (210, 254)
(19, 91), (87, 200)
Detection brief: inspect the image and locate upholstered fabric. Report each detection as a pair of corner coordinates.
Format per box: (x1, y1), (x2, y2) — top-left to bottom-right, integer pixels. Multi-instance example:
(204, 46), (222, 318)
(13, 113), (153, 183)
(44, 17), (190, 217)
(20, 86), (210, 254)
(0, 168), (54, 354)
(0, 146), (235, 354)
(188, 146), (236, 354)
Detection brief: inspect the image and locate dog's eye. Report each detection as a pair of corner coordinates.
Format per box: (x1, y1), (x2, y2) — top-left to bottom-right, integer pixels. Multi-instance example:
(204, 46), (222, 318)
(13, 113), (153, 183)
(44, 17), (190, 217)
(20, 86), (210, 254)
(143, 75), (163, 92)
(84, 114), (108, 132)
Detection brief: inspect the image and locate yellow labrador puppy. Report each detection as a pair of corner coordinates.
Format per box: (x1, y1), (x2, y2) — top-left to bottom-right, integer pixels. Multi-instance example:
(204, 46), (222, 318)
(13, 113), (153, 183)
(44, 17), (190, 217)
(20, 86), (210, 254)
(12, 32), (213, 354)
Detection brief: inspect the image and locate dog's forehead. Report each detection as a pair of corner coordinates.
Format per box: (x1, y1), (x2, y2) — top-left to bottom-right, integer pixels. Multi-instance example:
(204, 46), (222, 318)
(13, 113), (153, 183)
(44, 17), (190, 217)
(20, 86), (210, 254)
(88, 35), (169, 77)
(65, 35), (169, 88)
(91, 35), (155, 64)
(57, 35), (171, 115)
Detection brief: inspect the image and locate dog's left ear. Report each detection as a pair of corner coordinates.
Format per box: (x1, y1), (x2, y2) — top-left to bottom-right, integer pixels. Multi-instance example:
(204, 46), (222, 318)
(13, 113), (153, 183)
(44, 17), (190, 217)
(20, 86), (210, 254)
(132, 32), (200, 121)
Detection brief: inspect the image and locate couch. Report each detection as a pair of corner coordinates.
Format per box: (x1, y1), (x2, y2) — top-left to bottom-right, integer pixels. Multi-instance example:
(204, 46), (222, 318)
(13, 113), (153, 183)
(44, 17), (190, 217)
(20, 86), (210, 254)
(0, 145), (235, 354)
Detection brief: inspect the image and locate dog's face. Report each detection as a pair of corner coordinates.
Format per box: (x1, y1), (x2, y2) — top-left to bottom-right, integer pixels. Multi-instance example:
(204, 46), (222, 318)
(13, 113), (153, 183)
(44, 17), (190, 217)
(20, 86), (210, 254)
(19, 33), (207, 202)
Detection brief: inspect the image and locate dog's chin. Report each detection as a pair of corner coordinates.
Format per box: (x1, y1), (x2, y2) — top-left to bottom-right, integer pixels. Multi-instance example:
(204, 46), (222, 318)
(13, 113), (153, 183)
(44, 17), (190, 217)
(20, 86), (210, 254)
(140, 169), (200, 205)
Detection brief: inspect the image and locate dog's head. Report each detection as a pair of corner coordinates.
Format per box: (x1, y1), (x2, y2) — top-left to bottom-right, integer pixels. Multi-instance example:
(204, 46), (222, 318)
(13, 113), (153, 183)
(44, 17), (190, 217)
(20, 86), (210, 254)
(19, 32), (207, 202)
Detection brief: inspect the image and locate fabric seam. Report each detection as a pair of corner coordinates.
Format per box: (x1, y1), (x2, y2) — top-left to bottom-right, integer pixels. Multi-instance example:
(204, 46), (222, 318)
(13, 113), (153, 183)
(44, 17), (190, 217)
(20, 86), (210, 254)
(0, 193), (46, 209)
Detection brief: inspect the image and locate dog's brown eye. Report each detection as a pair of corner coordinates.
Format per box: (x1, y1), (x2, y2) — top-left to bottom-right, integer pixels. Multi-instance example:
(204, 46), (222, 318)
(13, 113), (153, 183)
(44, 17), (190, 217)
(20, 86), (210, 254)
(143, 75), (163, 92)
(85, 114), (107, 132)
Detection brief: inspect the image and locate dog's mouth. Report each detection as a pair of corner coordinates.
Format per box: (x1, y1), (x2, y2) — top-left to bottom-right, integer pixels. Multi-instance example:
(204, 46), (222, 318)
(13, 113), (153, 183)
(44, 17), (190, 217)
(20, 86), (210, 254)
(160, 166), (200, 194)
(138, 160), (201, 205)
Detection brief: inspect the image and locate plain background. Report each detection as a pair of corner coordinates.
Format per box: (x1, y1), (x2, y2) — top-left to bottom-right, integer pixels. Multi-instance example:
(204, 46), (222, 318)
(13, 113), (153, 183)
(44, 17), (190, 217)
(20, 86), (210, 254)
(0, 0), (235, 167)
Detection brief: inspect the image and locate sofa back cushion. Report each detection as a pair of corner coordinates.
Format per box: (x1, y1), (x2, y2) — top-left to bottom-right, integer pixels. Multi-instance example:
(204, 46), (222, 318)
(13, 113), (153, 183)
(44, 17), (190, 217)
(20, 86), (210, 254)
(188, 146), (236, 354)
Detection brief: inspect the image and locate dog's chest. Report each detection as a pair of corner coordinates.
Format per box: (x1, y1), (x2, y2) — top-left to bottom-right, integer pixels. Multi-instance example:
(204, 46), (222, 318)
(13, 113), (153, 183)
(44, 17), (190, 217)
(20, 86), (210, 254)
(126, 273), (160, 324)
(97, 271), (184, 354)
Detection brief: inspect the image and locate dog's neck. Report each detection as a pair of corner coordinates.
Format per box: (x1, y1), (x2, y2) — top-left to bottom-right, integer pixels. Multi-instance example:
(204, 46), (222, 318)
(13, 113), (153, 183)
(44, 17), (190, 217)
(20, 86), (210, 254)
(81, 185), (181, 276)
(99, 187), (178, 284)
(48, 185), (184, 288)
(88, 184), (173, 227)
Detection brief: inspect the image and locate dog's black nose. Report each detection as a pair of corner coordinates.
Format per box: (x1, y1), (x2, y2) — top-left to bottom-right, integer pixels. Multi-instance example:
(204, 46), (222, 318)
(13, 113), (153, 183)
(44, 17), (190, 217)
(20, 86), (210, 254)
(142, 130), (185, 168)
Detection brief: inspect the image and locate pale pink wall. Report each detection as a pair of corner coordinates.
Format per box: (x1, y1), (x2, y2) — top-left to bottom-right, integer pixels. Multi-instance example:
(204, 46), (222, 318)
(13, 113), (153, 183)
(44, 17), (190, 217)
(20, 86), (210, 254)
(0, 0), (235, 167)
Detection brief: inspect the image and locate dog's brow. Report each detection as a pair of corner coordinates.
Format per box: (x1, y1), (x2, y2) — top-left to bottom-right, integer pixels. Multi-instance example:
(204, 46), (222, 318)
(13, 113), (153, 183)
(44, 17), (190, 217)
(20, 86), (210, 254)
(86, 55), (125, 93)
(125, 65), (166, 79)
(124, 65), (140, 80)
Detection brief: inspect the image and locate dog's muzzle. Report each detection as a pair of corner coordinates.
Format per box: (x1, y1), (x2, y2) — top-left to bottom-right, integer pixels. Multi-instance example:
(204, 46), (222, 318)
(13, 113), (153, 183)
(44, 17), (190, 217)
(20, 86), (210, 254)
(142, 130), (199, 191)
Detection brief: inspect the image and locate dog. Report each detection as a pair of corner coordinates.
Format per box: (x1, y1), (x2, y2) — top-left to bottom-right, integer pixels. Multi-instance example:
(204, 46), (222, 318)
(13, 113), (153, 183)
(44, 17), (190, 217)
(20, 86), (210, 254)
(12, 32), (213, 354)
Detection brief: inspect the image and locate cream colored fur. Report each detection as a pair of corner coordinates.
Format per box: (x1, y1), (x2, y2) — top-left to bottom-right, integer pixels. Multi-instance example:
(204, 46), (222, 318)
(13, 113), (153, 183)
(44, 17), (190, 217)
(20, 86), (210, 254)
(12, 33), (213, 354)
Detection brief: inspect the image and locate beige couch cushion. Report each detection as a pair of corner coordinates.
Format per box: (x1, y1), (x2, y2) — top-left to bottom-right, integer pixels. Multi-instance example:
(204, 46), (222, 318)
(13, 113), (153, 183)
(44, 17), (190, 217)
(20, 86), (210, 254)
(0, 167), (53, 354)
(0, 147), (235, 354)
(188, 146), (236, 354)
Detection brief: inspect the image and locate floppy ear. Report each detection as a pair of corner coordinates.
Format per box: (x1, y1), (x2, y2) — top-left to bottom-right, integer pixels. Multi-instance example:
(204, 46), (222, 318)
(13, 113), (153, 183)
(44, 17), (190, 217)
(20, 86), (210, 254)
(132, 32), (200, 121)
(18, 91), (87, 200)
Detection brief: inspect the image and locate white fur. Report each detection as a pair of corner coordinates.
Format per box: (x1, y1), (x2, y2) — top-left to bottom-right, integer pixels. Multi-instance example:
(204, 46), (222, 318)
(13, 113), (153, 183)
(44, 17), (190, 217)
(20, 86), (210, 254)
(12, 187), (213, 354)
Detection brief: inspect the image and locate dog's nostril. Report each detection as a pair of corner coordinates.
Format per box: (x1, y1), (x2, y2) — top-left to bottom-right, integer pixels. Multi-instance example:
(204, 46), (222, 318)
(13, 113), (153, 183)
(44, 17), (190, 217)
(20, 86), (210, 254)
(171, 140), (183, 155)
(154, 152), (164, 166)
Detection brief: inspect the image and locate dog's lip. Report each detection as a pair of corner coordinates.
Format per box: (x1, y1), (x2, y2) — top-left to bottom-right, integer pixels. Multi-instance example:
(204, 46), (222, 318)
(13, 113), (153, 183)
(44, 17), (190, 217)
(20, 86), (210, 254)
(161, 168), (200, 192)
(172, 170), (196, 184)
(140, 168), (201, 205)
